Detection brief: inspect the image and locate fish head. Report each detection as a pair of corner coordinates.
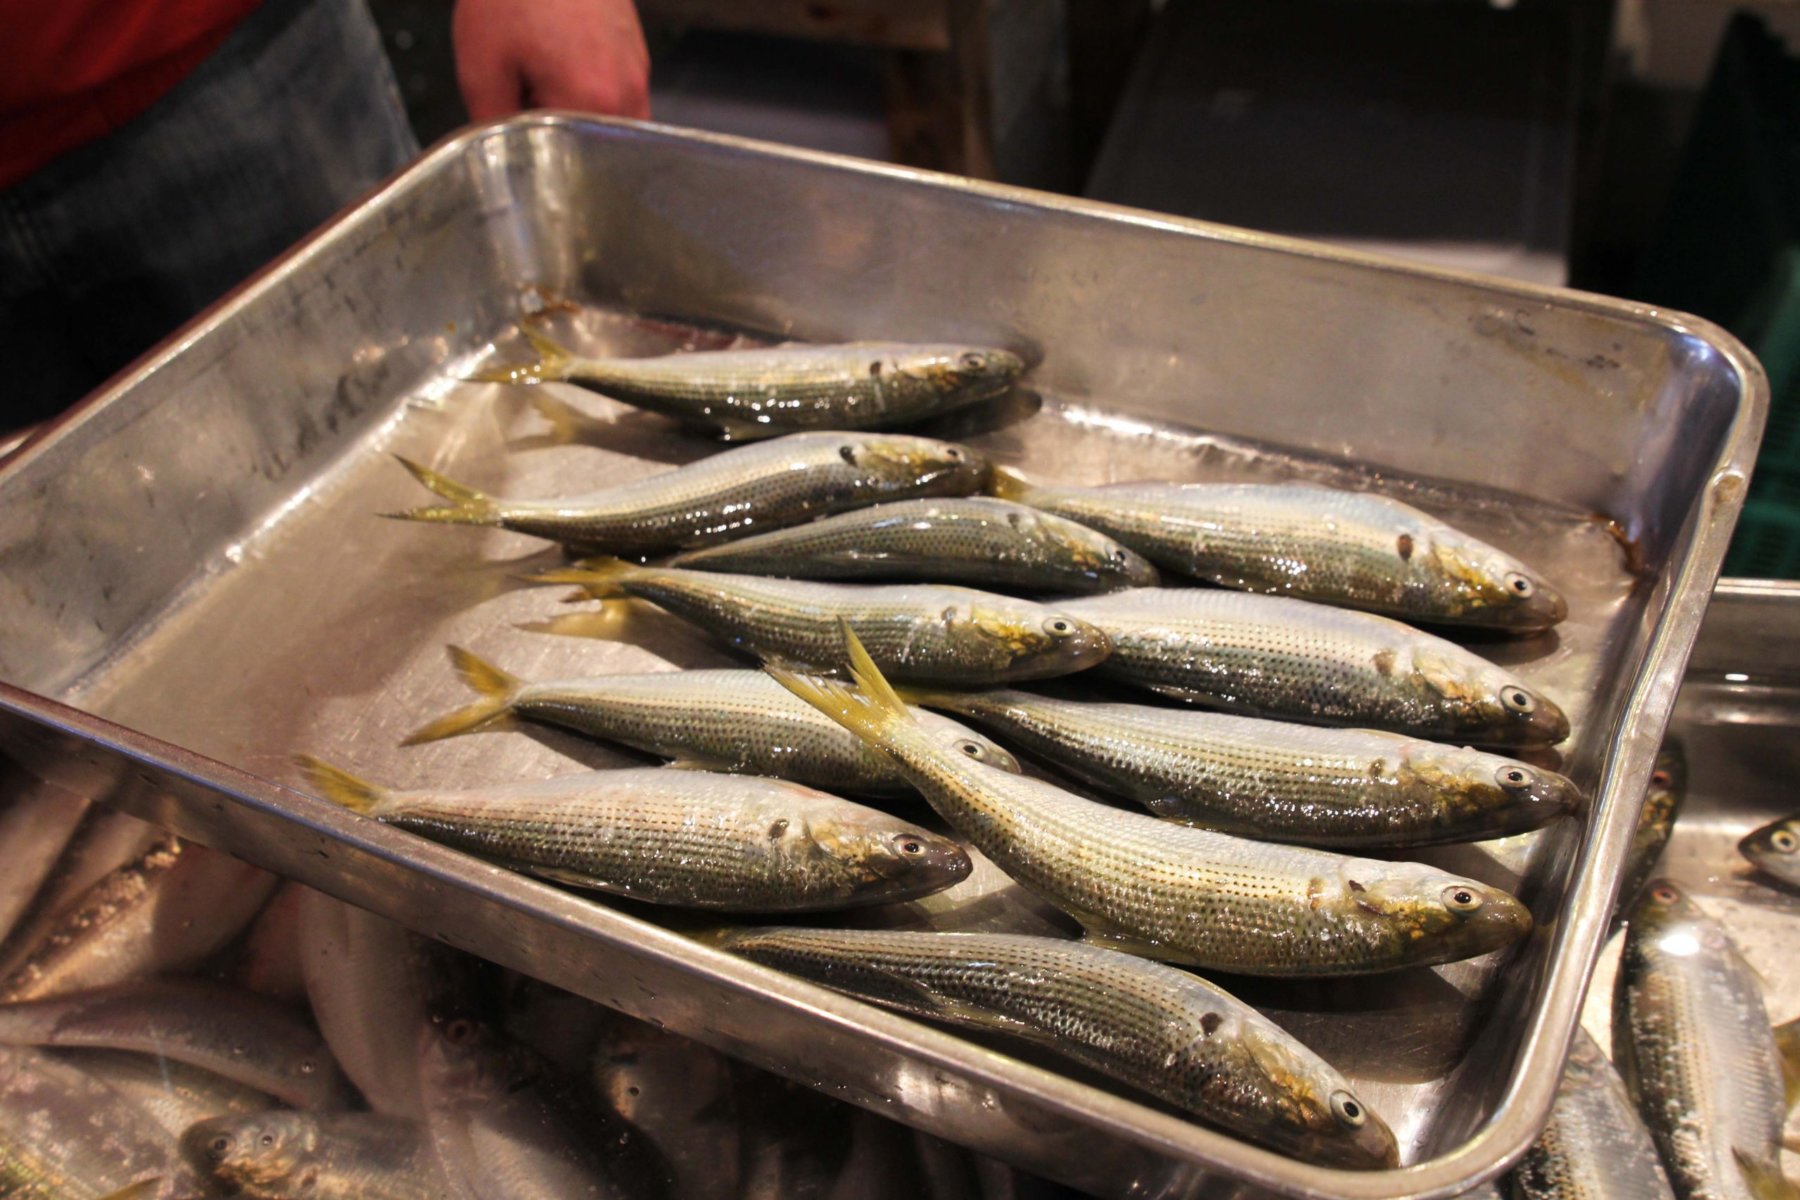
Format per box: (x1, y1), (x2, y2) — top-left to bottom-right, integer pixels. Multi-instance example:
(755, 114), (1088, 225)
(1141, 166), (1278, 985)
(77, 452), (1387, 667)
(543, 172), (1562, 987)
(1345, 861), (1533, 965)
(1239, 1024), (1400, 1169)
(1023, 510), (1161, 590)
(419, 1013), (541, 1105)
(801, 812), (973, 904)
(848, 435), (992, 494)
(1739, 816), (1800, 883)
(1425, 538), (1567, 630)
(952, 602), (1112, 681)
(913, 712), (1022, 774)
(182, 1112), (318, 1189)
(1413, 652), (1570, 746)
(1404, 744), (1583, 833)
(921, 347), (1026, 398)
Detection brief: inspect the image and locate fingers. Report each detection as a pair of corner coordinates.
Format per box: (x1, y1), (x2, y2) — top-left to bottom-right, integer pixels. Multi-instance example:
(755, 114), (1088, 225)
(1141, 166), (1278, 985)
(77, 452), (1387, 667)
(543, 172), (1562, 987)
(451, 0), (652, 121)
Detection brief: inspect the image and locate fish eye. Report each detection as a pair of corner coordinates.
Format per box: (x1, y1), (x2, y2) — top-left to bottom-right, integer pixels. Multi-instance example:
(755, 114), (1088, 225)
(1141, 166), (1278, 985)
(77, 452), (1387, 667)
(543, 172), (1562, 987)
(445, 1018), (478, 1045)
(959, 351), (986, 370)
(957, 739), (987, 759)
(1043, 617), (1075, 637)
(1442, 886), (1483, 913)
(943, 446), (965, 461)
(894, 834), (926, 855)
(260, 1133), (275, 1148)
(1650, 884), (1679, 905)
(1112, 549), (1131, 564)
(209, 1135), (234, 1155)
(1651, 769), (1672, 788)
(1500, 687), (1536, 715)
(1495, 765), (1534, 791)
(1771, 829), (1798, 853)
(1505, 572), (1535, 598)
(1329, 1090), (1367, 1127)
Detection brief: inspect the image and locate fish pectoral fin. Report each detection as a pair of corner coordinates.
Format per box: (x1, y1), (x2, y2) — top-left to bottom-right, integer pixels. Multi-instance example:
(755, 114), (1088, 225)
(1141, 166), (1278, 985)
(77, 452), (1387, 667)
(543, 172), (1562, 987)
(1071, 913), (1202, 967)
(709, 418), (783, 443)
(663, 755), (736, 773)
(1731, 1148), (1800, 1200)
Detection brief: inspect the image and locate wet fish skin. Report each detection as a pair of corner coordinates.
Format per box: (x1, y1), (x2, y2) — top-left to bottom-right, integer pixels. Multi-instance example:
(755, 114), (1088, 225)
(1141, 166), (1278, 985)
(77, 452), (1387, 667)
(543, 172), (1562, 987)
(0, 978), (353, 1110)
(539, 559), (1112, 686)
(0, 835), (277, 1003)
(1617, 745), (1687, 915)
(1510, 1030), (1673, 1200)
(183, 1110), (454, 1200)
(994, 469), (1566, 631)
(0, 1044), (190, 1199)
(420, 1017), (635, 1200)
(724, 927), (1398, 1168)
(384, 430), (989, 551)
(669, 497), (1160, 594)
(591, 1013), (742, 1200)
(1737, 811), (1800, 890)
(478, 330), (1025, 439)
(1612, 880), (1791, 1200)
(56, 1048), (274, 1139)
(404, 649), (1020, 795)
(768, 630), (1532, 976)
(0, 777), (91, 954)
(1059, 588), (1570, 747)
(906, 689), (1580, 847)
(298, 757), (971, 913)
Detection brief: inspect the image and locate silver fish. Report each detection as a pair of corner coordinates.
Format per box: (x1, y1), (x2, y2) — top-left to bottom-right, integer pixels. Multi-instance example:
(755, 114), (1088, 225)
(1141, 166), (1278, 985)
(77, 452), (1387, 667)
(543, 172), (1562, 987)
(384, 430), (988, 551)
(905, 688), (1579, 846)
(420, 1017), (634, 1200)
(0, 778), (91, 953)
(183, 1110), (454, 1200)
(297, 757), (971, 912)
(0, 808), (163, 986)
(769, 630), (1532, 976)
(476, 329), (1025, 439)
(1059, 588), (1570, 747)
(1613, 881), (1792, 1200)
(993, 468), (1566, 630)
(0, 835), (277, 1003)
(298, 889), (466, 1120)
(0, 978), (352, 1109)
(1738, 811), (1800, 891)
(539, 559), (1112, 686)
(1510, 1030), (1673, 1200)
(591, 1013), (742, 1200)
(1617, 745), (1686, 916)
(55, 1048), (274, 1139)
(403, 648), (1019, 794)
(723, 926), (1398, 1167)
(0, 1044), (190, 1199)
(668, 497), (1160, 593)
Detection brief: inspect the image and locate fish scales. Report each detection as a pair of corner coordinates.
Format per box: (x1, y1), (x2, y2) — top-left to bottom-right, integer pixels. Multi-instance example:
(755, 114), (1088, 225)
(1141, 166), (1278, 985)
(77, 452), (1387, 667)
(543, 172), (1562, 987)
(548, 560), (1111, 685)
(909, 690), (1578, 846)
(669, 497), (1159, 593)
(997, 472), (1565, 630)
(298, 761), (969, 912)
(386, 431), (988, 551)
(485, 336), (1024, 438)
(723, 927), (1397, 1168)
(0, 1044), (189, 1199)
(1511, 1031), (1673, 1200)
(183, 1111), (453, 1200)
(407, 656), (1018, 794)
(770, 634), (1532, 976)
(57, 1049), (274, 1139)
(1613, 882), (1789, 1200)
(1060, 588), (1569, 747)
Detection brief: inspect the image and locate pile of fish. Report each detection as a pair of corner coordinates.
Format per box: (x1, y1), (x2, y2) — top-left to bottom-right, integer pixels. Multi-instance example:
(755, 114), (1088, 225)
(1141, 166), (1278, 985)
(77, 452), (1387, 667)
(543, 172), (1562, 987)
(276, 328), (1598, 1171)
(0, 802), (1031, 1198)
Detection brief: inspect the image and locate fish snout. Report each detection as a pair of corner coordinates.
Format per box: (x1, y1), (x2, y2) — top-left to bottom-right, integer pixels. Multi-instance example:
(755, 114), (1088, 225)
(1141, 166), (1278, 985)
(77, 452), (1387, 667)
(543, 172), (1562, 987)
(1512, 763), (1583, 821)
(1048, 615), (1113, 673)
(1446, 883), (1533, 956)
(866, 828), (972, 896)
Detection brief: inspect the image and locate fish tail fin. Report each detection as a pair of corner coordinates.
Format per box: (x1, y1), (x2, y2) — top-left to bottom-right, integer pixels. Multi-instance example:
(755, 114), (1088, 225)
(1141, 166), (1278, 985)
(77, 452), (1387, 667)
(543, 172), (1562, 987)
(402, 646), (522, 744)
(1732, 1149), (1800, 1200)
(529, 392), (604, 445)
(97, 1182), (163, 1200)
(381, 457), (503, 526)
(466, 325), (578, 385)
(1775, 1016), (1800, 1111)
(988, 466), (1035, 503)
(294, 756), (387, 816)
(765, 622), (917, 751)
(524, 556), (640, 599)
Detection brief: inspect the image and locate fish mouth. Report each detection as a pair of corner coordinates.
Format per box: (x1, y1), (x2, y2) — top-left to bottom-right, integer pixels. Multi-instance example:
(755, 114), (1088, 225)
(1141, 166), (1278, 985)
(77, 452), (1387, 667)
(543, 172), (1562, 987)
(1478, 580), (1568, 630)
(1525, 769), (1583, 820)
(1451, 888), (1534, 958)
(861, 831), (973, 901)
(1304, 1114), (1402, 1171)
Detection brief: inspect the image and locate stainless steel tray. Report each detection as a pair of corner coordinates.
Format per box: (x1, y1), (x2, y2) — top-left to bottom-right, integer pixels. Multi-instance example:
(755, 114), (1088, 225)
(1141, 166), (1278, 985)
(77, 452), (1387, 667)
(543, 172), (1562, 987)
(0, 115), (1764, 1199)
(1580, 578), (1800, 1176)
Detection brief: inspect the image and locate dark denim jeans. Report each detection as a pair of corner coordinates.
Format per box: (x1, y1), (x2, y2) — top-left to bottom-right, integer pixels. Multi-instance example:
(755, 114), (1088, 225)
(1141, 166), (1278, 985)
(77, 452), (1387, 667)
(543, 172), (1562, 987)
(0, 0), (419, 431)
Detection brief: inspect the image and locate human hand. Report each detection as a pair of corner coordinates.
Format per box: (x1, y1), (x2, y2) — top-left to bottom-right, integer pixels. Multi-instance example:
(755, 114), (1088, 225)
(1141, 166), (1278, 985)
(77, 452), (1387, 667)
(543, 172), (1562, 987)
(452, 0), (651, 120)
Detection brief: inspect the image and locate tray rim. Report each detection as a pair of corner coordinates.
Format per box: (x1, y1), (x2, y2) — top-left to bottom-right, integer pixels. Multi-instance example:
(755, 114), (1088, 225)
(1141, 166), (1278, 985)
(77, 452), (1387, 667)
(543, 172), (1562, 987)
(0, 113), (1770, 1200)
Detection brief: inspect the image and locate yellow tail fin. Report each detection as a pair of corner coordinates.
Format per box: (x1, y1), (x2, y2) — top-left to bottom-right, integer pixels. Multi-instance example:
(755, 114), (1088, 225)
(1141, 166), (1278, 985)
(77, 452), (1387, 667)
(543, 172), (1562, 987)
(764, 622), (916, 752)
(97, 1182), (162, 1200)
(524, 556), (641, 599)
(381, 457), (503, 526)
(294, 756), (387, 816)
(402, 646), (523, 745)
(1732, 1148), (1799, 1200)
(529, 392), (610, 445)
(988, 466), (1036, 503)
(466, 325), (577, 385)
(1777, 1016), (1800, 1111)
